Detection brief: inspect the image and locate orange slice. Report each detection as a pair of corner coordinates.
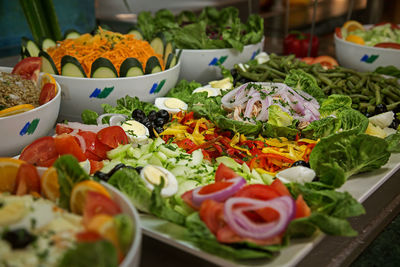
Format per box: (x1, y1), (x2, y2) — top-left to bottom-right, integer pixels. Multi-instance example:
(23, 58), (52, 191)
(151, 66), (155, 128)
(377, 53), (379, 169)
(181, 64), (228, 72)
(87, 214), (119, 247)
(41, 167), (60, 201)
(346, 35), (365, 45)
(70, 180), (111, 214)
(0, 158), (25, 193)
(0, 104), (35, 118)
(342, 20), (365, 32)
(40, 73), (57, 93)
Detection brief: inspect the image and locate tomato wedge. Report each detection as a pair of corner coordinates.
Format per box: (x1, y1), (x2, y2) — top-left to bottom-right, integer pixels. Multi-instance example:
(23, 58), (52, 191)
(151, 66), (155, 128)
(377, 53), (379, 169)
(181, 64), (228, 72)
(270, 179), (291, 196)
(83, 191), (121, 226)
(312, 56), (339, 69)
(20, 136), (59, 167)
(96, 126), (129, 149)
(215, 163), (238, 182)
(54, 134), (87, 162)
(300, 57), (315, 64)
(77, 131), (99, 160)
(39, 83), (56, 105)
(234, 184), (280, 200)
(14, 163), (41, 195)
(11, 57), (42, 82)
(198, 181), (232, 195)
(55, 124), (73, 135)
(295, 194), (311, 218)
(89, 160), (104, 174)
(374, 42), (400, 49)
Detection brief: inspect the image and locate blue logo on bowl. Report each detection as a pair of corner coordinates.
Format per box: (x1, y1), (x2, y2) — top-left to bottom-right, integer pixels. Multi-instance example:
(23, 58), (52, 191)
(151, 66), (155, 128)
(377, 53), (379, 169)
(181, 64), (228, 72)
(149, 79), (166, 94)
(360, 54), (379, 63)
(20, 118), (40, 136)
(89, 86), (114, 98)
(251, 49), (261, 60)
(209, 56), (228, 66)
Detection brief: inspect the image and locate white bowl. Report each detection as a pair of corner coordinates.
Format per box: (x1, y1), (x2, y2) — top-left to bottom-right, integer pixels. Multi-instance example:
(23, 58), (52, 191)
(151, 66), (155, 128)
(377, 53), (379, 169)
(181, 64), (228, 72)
(55, 62), (181, 122)
(334, 25), (400, 72)
(0, 67), (61, 157)
(178, 38), (265, 84)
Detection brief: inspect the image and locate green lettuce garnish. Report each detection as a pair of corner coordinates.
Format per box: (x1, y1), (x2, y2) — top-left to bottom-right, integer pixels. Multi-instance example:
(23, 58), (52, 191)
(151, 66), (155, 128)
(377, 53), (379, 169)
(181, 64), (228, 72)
(268, 105), (293, 127)
(284, 69), (326, 103)
(319, 94), (352, 118)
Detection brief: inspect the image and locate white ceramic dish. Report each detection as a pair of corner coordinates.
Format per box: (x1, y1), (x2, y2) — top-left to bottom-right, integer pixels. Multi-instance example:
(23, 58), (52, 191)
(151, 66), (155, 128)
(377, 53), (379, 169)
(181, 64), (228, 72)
(139, 153), (400, 266)
(0, 67), (61, 157)
(178, 38), (265, 84)
(54, 62), (181, 122)
(334, 25), (400, 72)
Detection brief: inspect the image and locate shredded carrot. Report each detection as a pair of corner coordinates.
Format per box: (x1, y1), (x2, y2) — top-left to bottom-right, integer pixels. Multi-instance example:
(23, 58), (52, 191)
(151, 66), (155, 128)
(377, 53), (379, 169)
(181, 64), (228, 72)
(46, 27), (164, 77)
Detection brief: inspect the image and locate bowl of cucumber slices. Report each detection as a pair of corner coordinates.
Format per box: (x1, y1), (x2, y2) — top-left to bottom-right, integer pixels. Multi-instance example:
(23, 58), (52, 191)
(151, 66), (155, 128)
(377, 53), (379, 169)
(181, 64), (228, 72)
(21, 29), (181, 122)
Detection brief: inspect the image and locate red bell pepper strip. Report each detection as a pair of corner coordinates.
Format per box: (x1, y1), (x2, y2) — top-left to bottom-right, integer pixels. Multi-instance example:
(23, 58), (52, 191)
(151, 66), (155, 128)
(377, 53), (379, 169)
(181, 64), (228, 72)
(187, 136), (222, 154)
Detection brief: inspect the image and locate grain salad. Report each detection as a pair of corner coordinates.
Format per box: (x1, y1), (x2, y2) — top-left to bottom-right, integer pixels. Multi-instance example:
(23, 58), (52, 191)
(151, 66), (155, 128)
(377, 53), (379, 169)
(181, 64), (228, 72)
(0, 72), (40, 111)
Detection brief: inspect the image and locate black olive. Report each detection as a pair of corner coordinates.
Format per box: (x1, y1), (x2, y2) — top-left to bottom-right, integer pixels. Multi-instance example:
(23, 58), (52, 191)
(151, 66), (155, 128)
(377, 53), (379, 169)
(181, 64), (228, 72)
(364, 112), (373, 118)
(2, 229), (36, 249)
(135, 166), (143, 173)
(230, 68), (238, 79)
(107, 163), (127, 177)
(147, 110), (157, 121)
(94, 171), (109, 182)
(238, 77), (251, 84)
(292, 160), (310, 168)
(155, 126), (164, 134)
(154, 117), (165, 127)
(157, 110), (170, 121)
(141, 117), (151, 127)
(374, 104), (388, 114)
(393, 104), (400, 114)
(389, 119), (399, 130)
(132, 109), (146, 121)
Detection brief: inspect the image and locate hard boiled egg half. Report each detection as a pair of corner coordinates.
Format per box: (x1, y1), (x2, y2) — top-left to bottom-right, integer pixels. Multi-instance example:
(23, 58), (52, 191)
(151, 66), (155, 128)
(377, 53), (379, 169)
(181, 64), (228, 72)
(193, 78), (233, 97)
(121, 120), (149, 143)
(140, 165), (178, 197)
(154, 97), (188, 114)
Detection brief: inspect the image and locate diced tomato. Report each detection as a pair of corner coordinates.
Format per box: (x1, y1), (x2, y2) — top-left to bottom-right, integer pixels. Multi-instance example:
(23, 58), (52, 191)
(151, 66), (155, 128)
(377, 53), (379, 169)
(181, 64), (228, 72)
(83, 191), (121, 226)
(198, 181), (233, 195)
(39, 83), (56, 105)
(19, 136), (59, 167)
(11, 57), (42, 82)
(96, 126), (129, 149)
(55, 124), (73, 135)
(234, 184), (280, 200)
(374, 42), (400, 49)
(181, 189), (198, 210)
(76, 231), (103, 243)
(295, 195), (311, 218)
(175, 138), (196, 151)
(215, 163), (238, 182)
(14, 163), (41, 195)
(89, 160), (104, 174)
(54, 134), (87, 162)
(199, 199), (225, 235)
(270, 179), (291, 196)
(335, 27), (342, 38)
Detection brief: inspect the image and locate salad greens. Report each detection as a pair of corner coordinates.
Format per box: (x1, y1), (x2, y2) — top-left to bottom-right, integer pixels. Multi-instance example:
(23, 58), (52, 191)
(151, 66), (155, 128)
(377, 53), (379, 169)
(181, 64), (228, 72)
(284, 69), (326, 104)
(343, 23), (400, 47)
(136, 7), (264, 51)
(318, 94), (352, 118)
(385, 133), (400, 153)
(375, 65), (400, 79)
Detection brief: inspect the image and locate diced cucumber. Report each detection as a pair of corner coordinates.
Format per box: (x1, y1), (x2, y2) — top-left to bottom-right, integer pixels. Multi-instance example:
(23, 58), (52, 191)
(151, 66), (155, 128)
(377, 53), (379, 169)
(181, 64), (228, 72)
(149, 137), (165, 151)
(127, 147), (142, 159)
(139, 143), (152, 154)
(251, 169), (262, 181)
(122, 159), (139, 167)
(176, 159), (190, 166)
(261, 173), (274, 185)
(138, 153), (153, 162)
(119, 57), (143, 77)
(101, 159), (122, 173)
(170, 166), (191, 177)
(216, 156), (240, 170)
(61, 55), (87, 77)
(107, 144), (131, 160)
(159, 146), (180, 158)
(241, 162), (251, 175)
(90, 57), (118, 78)
(148, 155), (162, 166)
(190, 149), (203, 166)
(177, 180), (198, 196)
(155, 151), (167, 162)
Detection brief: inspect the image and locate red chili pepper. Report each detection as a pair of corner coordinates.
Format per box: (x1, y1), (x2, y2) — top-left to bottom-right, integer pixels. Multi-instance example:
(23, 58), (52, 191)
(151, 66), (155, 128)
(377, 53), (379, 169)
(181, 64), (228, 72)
(283, 31), (319, 58)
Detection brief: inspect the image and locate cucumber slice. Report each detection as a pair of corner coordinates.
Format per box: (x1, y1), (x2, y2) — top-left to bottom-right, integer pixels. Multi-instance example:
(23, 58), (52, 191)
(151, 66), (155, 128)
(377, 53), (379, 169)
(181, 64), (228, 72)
(163, 41), (174, 63)
(119, 57), (143, 77)
(40, 37), (56, 51)
(20, 47), (30, 59)
(150, 33), (166, 56)
(127, 26), (143, 40)
(39, 50), (59, 75)
(165, 53), (177, 69)
(61, 55), (87, 78)
(64, 29), (81, 40)
(145, 56), (162, 74)
(176, 49), (183, 62)
(21, 37), (40, 57)
(90, 57), (118, 78)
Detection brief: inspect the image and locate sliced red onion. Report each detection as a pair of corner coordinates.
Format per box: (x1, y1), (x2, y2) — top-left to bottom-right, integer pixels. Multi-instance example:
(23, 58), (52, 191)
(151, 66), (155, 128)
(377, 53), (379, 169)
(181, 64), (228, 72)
(221, 87), (240, 109)
(256, 96), (270, 121)
(192, 177), (246, 207)
(70, 131), (87, 152)
(57, 122), (107, 133)
(243, 95), (261, 118)
(109, 114), (128, 126)
(96, 113), (127, 126)
(224, 196), (295, 240)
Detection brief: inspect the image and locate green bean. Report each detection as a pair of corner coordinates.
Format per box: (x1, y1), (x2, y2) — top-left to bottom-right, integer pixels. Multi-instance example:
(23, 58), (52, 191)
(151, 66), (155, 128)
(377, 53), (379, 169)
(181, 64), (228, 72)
(347, 76), (360, 84)
(387, 101), (400, 110)
(373, 83), (382, 105)
(382, 88), (400, 101)
(354, 76), (367, 90)
(349, 94), (370, 101)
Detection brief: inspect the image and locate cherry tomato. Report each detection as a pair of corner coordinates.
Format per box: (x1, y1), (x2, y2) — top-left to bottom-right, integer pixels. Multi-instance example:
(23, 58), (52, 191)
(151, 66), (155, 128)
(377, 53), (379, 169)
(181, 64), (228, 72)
(374, 42), (400, 50)
(19, 136), (59, 167)
(55, 124), (73, 135)
(54, 134), (87, 162)
(215, 163), (238, 182)
(83, 191), (121, 226)
(14, 163), (41, 195)
(39, 83), (56, 105)
(11, 57), (42, 82)
(89, 160), (104, 174)
(96, 126), (129, 149)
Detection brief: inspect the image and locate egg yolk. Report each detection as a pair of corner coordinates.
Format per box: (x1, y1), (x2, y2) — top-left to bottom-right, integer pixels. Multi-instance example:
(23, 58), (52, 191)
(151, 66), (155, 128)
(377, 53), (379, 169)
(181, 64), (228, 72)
(164, 98), (186, 109)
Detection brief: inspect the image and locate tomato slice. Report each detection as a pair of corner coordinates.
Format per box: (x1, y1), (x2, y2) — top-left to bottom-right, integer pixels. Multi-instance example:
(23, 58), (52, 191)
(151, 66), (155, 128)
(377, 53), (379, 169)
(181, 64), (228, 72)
(312, 56), (339, 69)
(199, 199), (225, 235)
(96, 126), (129, 149)
(215, 163), (238, 182)
(54, 134), (87, 162)
(216, 224), (282, 245)
(55, 124), (73, 135)
(374, 42), (400, 50)
(83, 191), (121, 226)
(20, 136), (59, 167)
(14, 163), (41, 195)
(181, 189), (198, 210)
(295, 194), (311, 218)
(39, 83), (56, 105)
(335, 27), (342, 38)
(76, 231), (103, 243)
(300, 57), (315, 65)
(11, 57), (42, 82)
(270, 179), (291, 196)
(77, 131), (99, 160)
(89, 160), (104, 174)
(198, 181), (232, 195)
(234, 184), (280, 200)
(92, 138), (112, 160)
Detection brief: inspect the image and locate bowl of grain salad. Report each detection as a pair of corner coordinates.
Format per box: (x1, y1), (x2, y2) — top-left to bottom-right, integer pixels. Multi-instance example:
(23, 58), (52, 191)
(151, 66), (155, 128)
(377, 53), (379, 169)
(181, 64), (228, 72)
(0, 66), (61, 157)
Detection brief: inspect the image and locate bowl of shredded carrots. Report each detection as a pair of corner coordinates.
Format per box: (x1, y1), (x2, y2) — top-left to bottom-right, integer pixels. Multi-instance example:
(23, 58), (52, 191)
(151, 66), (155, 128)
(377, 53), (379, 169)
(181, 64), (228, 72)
(40, 29), (181, 122)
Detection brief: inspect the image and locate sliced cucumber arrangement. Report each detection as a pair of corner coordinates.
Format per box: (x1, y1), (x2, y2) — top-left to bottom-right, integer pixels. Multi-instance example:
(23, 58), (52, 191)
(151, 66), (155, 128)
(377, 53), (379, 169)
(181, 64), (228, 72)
(165, 53), (177, 69)
(39, 50), (59, 75)
(120, 58), (144, 77)
(40, 37), (56, 51)
(90, 57), (118, 78)
(150, 33), (166, 56)
(163, 41), (174, 64)
(127, 26), (143, 40)
(61, 55), (87, 78)
(145, 56), (162, 74)
(21, 37), (40, 57)
(64, 29), (81, 40)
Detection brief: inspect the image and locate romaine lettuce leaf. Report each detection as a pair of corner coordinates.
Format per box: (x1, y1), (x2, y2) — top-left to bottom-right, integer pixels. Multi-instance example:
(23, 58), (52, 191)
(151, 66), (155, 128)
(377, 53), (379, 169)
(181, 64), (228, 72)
(385, 133), (400, 153)
(214, 115), (262, 136)
(284, 69), (326, 103)
(261, 122), (299, 140)
(268, 105), (293, 127)
(165, 80), (202, 104)
(338, 108), (369, 133)
(81, 109), (99, 125)
(309, 131), (391, 187)
(319, 94), (352, 117)
(302, 117), (340, 139)
(114, 214), (134, 254)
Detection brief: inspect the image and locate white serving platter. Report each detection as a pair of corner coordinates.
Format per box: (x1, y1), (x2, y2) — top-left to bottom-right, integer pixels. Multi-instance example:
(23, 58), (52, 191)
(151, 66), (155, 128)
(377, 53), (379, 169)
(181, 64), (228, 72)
(138, 153), (400, 267)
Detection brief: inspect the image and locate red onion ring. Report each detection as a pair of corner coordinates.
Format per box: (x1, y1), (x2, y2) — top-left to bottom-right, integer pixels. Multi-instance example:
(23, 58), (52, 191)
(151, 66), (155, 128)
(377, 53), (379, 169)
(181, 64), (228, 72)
(224, 196), (295, 240)
(70, 131), (87, 152)
(57, 122), (107, 133)
(109, 114), (128, 126)
(192, 177), (246, 207)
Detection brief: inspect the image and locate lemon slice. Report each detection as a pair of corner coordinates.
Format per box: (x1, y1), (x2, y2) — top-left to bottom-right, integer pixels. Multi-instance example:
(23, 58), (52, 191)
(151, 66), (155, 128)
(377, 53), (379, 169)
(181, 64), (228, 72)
(0, 158), (25, 192)
(342, 20), (365, 32)
(70, 180), (111, 214)
(0, 104), (35, 117)
(41, 167), (60, 201)
(346, 35), (365, 45)
(40, 73), (57, 94)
